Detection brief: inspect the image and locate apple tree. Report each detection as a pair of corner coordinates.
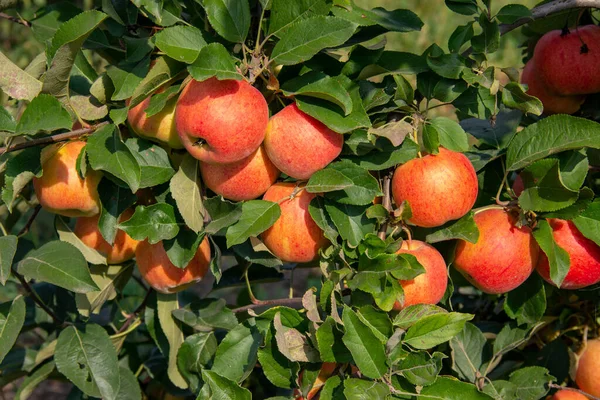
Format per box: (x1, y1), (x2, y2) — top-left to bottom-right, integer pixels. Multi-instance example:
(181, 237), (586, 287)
(1, 0), (600, 399)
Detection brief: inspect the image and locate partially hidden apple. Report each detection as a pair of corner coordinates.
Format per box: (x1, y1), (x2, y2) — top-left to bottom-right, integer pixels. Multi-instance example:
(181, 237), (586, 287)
(453, 208), (539, 294)
(127, 91), (183, 149)
(547, 390), (588, 400)
(575, 339), (600, 397)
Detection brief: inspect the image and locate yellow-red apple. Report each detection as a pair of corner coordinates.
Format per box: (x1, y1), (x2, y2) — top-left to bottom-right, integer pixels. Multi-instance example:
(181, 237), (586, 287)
(175, 77), (268, 164)
(576, 339), (600, 397)
(261, 183), (329, 263)
(391, 147), (478, 228)
(200, 146), (280, 201)
(547, 390), (588, 400)
(136, 237), (211, 293)
(74, 208), (139, 264)
(453, 208), (539, 294)
(394, 240), (448, 310)
(127, 93), (183, 149)
(536, 219), (600, 289)
(33, 140), (102, 218)
(264, 103), (343, 180)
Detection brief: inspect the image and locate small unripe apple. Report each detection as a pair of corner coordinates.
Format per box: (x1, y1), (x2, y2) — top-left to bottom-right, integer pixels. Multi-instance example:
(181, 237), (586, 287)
(547, 390), (588, 400)
(136, 237), (211, 293)
(74, 208), (139, 264)
(261, 183), (329, 263)
(33, 140), (102, 218)
(200, 146), (280, 201)
(264, 103), (343, 180)
(521, 60), (585, 115)
(534, 25), (600, 95)
(453, 208), (539, 294)
(127, 94), (183, 149)
(391, 147), (478, 228)
(394, 240), (448, 310)
(536, 219), (600, 289)
(575, 339), (600, 397)
(175, 77), (268, 164)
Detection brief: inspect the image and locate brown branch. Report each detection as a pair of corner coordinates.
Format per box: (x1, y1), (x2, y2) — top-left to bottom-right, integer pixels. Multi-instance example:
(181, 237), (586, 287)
(377, 172), (393, 240)
(0, 122), (109, 155)
(13, 269), (64, 325)
(117, 289), (152, 333)
(232, 288), (351, 313)
(0, 12), (30, 27)
(548, 383), (600, 400)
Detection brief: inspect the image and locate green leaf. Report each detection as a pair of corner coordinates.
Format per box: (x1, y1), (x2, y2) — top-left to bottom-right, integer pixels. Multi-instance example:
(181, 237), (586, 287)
(269, 0), (330, 37)
(203, 0), (251, 43)
(322, 161), (383, 205)
(422, 123), (440, 154)
(273, 312), (319, 362)
(573, 200), (600, 246)
(533, 219), (570, 287)
(0, 52), (42, 101)
(115, 366), (142, 400)
(0, 235), (17, 285)
(504, 274), (546, 326)
(17, 241), (99, 293)
(271, 16), (357, 66)
(129, 56), (185, 108)
(70, 95), (108, 121)
(506, 115), (600, 171)
(170, 153), (204, 233)
(496, 4), (532, 24)
(557, 149), (589, 191)
(404, 312), (474, 350)
(232, 240), (283, 269)
(502, 82), (543, 116)
(461, 110), (521, 149)
(471, 14), (500, 54)
(325, 201), (375, 247)
(55, 324), (120, 400)
(172, 298), (238, 332)
(117, 203), (180, 244)
(0, 106), (16, 132)
(493, 324), (530, 356)
(308, 196), (339, 242)
(155, 25), (206, 63)
(202, 370), (252, 399)
(107, 57), (151, 101)
(448, 22), (474, 53)
(368, 120), (412, 147)
(343, 378), (390, 398)
(187, 43), (243, 82)
(281, 72), (353, 115)
(225, 200), (281, 248)
(427, 53), (467, 80)
(75, 264), (133, 317)
(204, 196), (243, 235)
(258, 331), (299, 389)
(426, 212), (479, 244)
(316, 316), (352, 363)
(211, 319), (262, 383)
(341, 306), (387, 379)
(164, 230), (204, 269)
(449, 323), (487, 383)
(125, 138), (175, 188)
(43, 11), (108, 103)
(0, 295), (25, 364)
(16, 94), (72, 135)
(86, 124), (141, 192)
(97, 179), (137, 245)
(157, 292), (187, 389)
(399, 351), (445, 386)
(419, 376), (493, 399)
(518, 159), (579, 212)
(332, 3), (422, 33)
(509, 367), (553, 400)
(393, 304), (447, 329)
(347, 139), (419, 171)
(453, 85), (496, 120)
(14, 360), (55, 400)
(1, 147), (42, 212)
(55, 216), (107, 265)
(428, 117), (469, 152)
(177, 332), (217, 392)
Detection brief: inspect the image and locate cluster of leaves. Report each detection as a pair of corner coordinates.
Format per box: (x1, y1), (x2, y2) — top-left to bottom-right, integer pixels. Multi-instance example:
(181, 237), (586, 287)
(0, 0), (599, 399)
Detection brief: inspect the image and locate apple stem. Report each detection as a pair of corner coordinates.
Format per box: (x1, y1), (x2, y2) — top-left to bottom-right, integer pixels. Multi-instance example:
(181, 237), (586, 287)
(402, 226), (413, 246)
(495, 165), (510, 206)
(243, 264), (262, 304)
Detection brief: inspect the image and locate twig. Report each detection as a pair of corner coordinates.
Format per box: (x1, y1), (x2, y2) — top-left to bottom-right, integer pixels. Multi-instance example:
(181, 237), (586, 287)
(0, 122), (109, 155)
(548, 383), (600, 400)
(117, 289), (152, 333)
(13, 270), (64, 326)
(377, 172), (393, 240)
(0, 12), (30, 27)
(17, 205), (41, 237)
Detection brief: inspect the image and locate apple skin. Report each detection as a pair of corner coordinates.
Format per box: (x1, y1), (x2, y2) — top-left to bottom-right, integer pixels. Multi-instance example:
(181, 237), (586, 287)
(547, 390), (588, 400)
(264, 103), (344, 180)
(521, 60), (585, 115)
(534, 25), (600, 95)
(512, 174), (524, 197)
(393, 240), (448, 310)
(261, 183), (329, 263)
(536, 219), (600, 289)
(576, 339), (600, 397)
(33, 140), (102, 218)
(136, 237), (211, 294)
(391, 147), (478, 228)
(175, 77), (268, 164)
(453, 208), (539, 294)
(74, 208), (139, 264)
(127, 94), (184, 149)
(200, 146), (280, 201)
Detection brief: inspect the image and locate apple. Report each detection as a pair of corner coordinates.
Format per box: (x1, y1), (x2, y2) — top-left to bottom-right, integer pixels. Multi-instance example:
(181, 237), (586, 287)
(453, 208), (539, 294)
(264, 103), (343, 180)
(534, 25), (600, 95)
(261, 183), (329, 263)
(136, 237), (211, 293)
(391, 147), (478, 228)
(175, 77), (268, 164)
(536, 219), (600, 289)
(512, 173), (524, 197)
(521, 60), (585, 115)
(547, 390), (588, 400)
(576, 339), (600, 397)
(33, 140), (102, 218)
(127, 92), (183, 149)
(394, 240), (448, 310)
(74, 208), (139, 264)
(200, 146), (280, 201)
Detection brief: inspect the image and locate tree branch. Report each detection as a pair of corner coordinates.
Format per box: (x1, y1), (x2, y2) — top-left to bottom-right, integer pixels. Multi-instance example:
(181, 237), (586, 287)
(0, 12), (30, 27)
(548, 383), (600, 400)
(0, 122), (109, 155)
(13, 270), (64, 325)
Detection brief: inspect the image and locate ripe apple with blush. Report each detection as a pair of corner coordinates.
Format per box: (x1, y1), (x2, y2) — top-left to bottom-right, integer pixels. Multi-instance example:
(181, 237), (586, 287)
(391, 147), (478, 228)
(575, 339), (600, 398)
(127, 92), (183, 149)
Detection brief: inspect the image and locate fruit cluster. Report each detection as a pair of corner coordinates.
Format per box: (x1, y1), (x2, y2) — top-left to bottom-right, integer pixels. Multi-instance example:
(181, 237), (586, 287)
(521, 25), (600, 115)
